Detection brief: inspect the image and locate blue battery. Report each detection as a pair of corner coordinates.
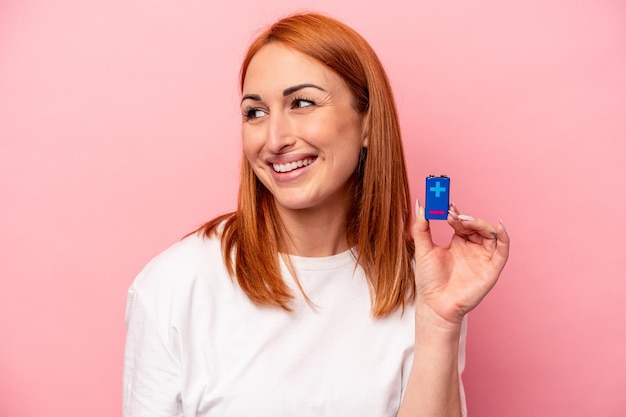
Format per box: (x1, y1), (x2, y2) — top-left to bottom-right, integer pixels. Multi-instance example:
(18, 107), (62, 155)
(425, 176), (450, 220)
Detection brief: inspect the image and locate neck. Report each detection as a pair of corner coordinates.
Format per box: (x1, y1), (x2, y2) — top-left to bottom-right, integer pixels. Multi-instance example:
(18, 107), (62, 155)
(276, 202), (350, 258)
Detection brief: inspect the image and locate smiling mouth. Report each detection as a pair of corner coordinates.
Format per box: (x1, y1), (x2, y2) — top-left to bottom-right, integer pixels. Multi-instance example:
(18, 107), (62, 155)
(272, 158), (316, 173)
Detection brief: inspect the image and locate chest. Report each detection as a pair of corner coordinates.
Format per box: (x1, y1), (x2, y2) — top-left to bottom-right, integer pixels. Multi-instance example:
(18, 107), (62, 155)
(174, 263), (415, 416)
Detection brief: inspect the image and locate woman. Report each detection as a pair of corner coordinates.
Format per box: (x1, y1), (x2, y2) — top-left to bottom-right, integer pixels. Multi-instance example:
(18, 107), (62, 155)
(123, 12), (509, 417)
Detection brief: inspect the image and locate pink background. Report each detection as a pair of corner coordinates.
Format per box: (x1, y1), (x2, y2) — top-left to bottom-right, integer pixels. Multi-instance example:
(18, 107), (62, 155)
(1, 0), (625, 416)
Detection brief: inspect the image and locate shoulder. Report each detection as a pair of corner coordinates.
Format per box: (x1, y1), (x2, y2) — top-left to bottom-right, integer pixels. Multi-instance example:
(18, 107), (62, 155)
(129, 231), (227, 304)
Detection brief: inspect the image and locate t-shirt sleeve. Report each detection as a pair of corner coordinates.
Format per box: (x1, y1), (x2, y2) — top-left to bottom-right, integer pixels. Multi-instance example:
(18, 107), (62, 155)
(123, 287), (183, 417)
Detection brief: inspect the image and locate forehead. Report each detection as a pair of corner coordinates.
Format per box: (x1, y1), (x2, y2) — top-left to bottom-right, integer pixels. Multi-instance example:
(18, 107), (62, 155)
(242, 43), (343, 93)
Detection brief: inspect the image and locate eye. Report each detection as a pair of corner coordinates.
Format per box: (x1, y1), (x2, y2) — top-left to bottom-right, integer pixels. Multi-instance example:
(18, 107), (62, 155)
(292, 97), (315, 109)
(243, 107), (267, 120)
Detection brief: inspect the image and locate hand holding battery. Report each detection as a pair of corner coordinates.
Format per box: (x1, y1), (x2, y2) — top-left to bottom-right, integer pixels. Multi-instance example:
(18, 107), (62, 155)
(412, 176), (510, 326)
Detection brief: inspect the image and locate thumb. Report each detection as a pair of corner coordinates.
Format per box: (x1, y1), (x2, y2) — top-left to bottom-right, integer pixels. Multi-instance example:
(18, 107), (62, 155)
(413, 199), (435, 258)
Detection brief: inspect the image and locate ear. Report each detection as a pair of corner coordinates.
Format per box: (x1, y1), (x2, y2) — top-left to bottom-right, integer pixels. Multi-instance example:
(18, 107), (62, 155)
(361, 131), (369, 147)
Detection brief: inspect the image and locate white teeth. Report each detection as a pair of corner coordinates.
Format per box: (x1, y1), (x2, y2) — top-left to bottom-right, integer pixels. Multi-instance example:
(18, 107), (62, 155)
(272, 158), (314, 173)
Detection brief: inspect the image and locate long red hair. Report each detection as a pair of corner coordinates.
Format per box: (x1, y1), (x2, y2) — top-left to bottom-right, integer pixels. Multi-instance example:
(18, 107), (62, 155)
(200, 12), (415, 317)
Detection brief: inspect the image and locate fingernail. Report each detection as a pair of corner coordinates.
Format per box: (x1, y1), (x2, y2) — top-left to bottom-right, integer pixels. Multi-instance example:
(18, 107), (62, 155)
(415, 199), (420, 219)
(499, 218), (506, 230)
(448, 209), (459, 220)
(458, 214), (475, 221)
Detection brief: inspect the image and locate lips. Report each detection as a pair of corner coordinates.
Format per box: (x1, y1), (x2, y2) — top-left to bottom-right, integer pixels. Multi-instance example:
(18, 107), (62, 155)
(271, 157), (316, 173)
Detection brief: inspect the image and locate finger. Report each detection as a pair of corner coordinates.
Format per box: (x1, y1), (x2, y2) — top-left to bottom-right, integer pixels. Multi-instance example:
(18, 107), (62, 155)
(447, 206), (497, 241)
(492, 219), (511, 270)
(412, 199), (434, 258)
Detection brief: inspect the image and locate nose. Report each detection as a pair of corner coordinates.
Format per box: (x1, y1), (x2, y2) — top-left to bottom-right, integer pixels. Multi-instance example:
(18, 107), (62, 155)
(267, 112), (296, 153)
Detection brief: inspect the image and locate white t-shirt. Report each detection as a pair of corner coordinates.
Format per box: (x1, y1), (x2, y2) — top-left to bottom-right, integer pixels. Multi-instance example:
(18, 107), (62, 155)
(123, 232), (466, 417)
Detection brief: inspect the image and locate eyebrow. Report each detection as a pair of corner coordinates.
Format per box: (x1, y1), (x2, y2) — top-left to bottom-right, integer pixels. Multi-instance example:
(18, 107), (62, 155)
(241, 93), (261, 104)
(282, 83), (326, 96)
(241, 83), (326, 104)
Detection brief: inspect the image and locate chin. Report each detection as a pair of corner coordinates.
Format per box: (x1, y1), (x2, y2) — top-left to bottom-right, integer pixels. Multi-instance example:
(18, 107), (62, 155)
(273, 198), (318, 211)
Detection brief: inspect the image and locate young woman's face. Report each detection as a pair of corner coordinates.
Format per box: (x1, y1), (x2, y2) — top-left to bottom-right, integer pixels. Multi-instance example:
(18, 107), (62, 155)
(241, 43), (367, 214)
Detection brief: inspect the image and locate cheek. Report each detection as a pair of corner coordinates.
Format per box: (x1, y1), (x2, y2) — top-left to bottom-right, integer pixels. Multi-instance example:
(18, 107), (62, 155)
(241, 127), (263, 160)
(324, 115), (364, 154)
(241, 128), (270, 186)
(302, 113), (359, 147)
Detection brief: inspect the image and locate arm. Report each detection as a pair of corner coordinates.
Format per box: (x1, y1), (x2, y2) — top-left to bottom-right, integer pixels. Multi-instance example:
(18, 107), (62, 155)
(123, 288), (183, 417)
(398, 201), (510, 417)
(397, 305), (463, 417)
